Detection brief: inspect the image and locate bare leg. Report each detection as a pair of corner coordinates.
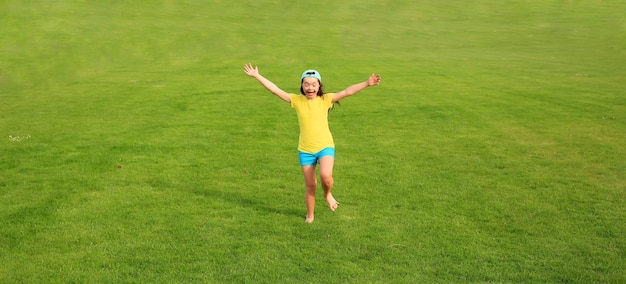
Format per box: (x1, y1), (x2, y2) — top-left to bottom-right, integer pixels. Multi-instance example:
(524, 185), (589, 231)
(319, 156), (338, 211)
(301, 165), (317, 223)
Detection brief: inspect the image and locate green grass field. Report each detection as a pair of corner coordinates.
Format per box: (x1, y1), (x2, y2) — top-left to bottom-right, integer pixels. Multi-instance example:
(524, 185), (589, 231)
(1, 0), (625, 282)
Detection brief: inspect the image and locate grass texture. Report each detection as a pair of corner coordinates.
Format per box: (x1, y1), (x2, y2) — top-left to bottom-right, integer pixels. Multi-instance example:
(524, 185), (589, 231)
(1, 0), (625, 282)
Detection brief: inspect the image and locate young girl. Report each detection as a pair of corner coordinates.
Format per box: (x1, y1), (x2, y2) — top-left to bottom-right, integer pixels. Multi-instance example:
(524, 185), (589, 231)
(244, 63), (381, 223)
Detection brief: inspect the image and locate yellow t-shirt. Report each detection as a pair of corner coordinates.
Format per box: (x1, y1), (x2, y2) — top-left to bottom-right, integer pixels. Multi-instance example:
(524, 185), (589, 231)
(290, 93), (335, 153)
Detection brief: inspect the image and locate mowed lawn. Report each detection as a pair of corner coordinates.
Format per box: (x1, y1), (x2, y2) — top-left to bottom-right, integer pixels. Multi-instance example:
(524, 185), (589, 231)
(1, 0), (624, 282)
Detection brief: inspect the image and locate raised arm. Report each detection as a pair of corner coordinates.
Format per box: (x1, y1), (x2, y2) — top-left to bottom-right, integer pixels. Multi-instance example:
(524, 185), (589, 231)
(332, 73), (381, 102)
(244, 63), (291, 103)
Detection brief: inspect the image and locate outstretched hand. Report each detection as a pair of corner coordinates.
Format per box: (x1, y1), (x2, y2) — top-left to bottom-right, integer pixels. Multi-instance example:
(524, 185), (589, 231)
(368, 73), (381, 86)
(244, 63), (259, 77)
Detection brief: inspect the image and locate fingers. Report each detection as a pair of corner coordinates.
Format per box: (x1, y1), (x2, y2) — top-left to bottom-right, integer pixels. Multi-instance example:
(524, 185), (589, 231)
(371, 73), (381, 85)
(244, 63), (257, 74)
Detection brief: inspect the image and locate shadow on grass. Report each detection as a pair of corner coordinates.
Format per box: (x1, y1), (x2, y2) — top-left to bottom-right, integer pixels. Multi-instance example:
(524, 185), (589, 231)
(189, 186), (304, 219)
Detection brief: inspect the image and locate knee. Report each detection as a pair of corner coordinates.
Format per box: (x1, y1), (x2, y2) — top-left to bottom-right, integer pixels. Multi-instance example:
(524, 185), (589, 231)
(306, 180), (317, 191)
(320, 174), (334, 188)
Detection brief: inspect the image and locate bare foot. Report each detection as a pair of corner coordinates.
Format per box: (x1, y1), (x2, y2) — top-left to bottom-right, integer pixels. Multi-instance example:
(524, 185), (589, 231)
(305, 216), (314, 223)
(325, 194), (339, 211)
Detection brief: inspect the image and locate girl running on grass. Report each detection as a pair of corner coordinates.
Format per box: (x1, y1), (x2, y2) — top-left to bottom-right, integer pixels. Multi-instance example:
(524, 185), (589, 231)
(244, 63), (381, 223)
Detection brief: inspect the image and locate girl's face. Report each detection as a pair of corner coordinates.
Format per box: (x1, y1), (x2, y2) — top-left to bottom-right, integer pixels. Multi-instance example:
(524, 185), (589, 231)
(301, 77), (320, 99)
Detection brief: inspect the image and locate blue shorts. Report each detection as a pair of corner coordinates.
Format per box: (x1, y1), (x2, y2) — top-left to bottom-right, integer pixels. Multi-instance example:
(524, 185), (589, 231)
(298, 147), (335, 166)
